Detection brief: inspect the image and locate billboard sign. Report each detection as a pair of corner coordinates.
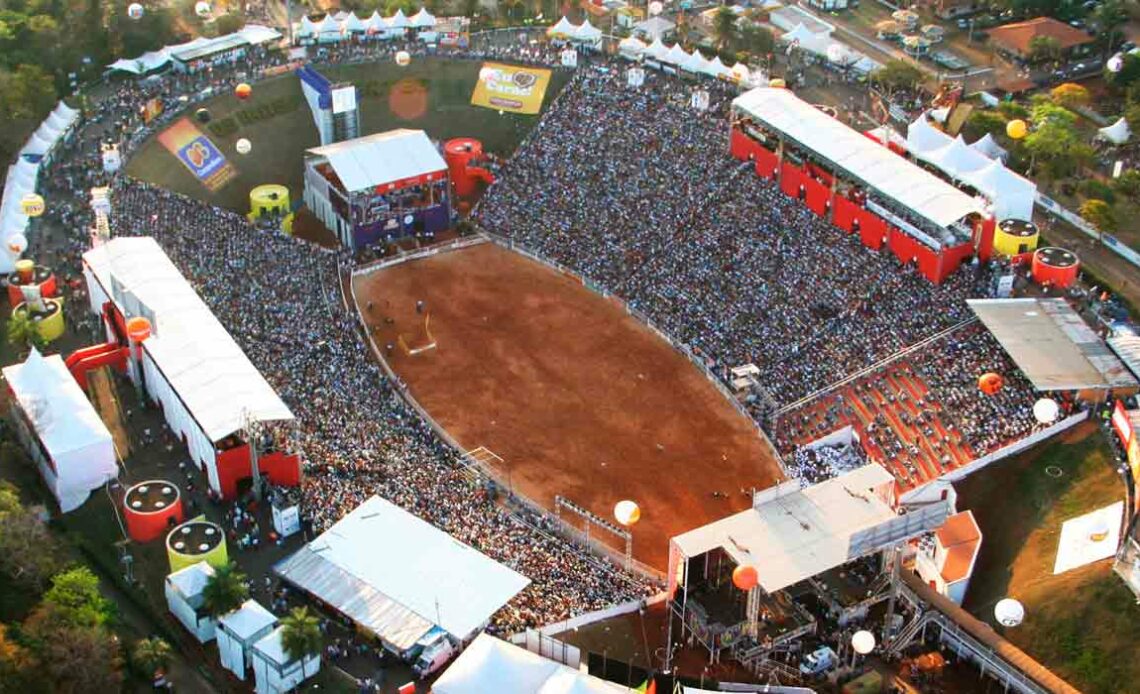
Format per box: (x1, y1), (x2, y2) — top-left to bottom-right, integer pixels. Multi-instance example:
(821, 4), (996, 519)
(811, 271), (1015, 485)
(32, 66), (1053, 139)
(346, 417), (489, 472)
(470, 62), (552, 115)
(156, 118), (236, 192)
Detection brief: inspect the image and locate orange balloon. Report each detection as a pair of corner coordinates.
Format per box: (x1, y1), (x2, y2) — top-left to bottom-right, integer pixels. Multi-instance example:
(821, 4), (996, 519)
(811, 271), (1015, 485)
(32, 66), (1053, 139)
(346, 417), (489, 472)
(234, 83), (252, 100)
(732, 564), (758, 591)
(126, 316), (152, 342)
(978, 372), (1003, 395)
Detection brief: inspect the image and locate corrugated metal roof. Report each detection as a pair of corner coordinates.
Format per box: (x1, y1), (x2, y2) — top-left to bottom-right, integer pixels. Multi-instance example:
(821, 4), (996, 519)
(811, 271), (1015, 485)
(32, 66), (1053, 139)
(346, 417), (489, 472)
(1109, 334), (1140, 381)
(306, 129), (447, 192)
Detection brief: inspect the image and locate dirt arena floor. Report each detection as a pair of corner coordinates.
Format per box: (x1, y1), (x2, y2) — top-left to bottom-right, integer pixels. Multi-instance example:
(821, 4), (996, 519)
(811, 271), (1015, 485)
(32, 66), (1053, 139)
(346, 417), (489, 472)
(352, 242), (784, 570)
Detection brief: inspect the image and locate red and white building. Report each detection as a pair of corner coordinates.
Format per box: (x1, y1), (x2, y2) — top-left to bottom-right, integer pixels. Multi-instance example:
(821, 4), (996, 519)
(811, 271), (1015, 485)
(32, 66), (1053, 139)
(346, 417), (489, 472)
(81, 237), (299, 499)
(914, 510), (982, 605)
(730, 88), (997, 284)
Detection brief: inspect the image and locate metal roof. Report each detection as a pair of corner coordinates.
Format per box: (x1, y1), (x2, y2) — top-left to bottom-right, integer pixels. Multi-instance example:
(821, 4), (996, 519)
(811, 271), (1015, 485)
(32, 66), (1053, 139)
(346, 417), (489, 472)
(1108, 334), (1140, 382)
(969, 298), (1138, 391)
(732, 87), (983, 230)
(306, 129), (447, 192)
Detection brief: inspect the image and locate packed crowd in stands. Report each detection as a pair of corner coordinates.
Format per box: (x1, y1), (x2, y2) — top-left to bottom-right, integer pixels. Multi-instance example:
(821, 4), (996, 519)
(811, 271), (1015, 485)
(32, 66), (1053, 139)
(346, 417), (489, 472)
(474, 67), (1040, 469)
(786, 439), (868, 486)
(29, 39), (649, 636)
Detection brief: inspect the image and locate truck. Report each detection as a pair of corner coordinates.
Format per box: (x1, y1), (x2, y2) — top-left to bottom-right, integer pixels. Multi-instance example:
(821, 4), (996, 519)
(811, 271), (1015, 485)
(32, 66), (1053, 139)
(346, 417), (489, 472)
(411, 629), (456, 678)
(799, 645), (838, 676)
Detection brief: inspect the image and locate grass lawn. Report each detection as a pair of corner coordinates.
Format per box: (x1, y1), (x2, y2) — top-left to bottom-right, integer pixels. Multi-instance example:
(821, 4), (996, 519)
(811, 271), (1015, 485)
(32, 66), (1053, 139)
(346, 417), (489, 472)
(957, 423), (1139, 694)
(125, 57), (569, 216)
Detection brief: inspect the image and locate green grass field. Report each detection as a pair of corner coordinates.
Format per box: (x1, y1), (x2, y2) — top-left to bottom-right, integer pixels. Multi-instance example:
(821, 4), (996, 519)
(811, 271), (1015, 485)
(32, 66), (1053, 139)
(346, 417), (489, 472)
(957, 424), (1140, 694)
(126, 57), (569, 214)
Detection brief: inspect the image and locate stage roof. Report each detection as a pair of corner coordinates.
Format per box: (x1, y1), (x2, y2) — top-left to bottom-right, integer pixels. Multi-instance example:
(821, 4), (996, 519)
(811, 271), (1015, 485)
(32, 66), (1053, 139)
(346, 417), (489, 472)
(84, 237), (294, 442)
(275, 496), (530, 648)
(732, 88), (983, 230)
(306, 129), (447, 192)
(968, 299), (1138, 391)
(671, 464), (943, 594)
(433, 634), (625, 694)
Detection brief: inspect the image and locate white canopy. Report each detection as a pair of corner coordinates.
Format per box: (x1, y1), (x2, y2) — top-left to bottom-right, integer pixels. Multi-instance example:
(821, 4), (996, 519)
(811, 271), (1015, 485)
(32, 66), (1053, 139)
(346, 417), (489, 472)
(680, 50), (709, 73)
(1099, 117), (1131, 145)
(252, 626), (321, 693)
(217, 600), (278, 680)
(730, 61), (751, 83)
(572, 20), (602, 43)
(662, 43), (690, 65)
(410, 7), (436, 28)
(735, 88), (983, 229)
(643, 37), (669, 61)
(307, 129), (446, 193)
(237, 24), (281, 44)
(365, 10), (387, 33)
(340, 12), (366, 33)
(547, 16), (577, 37)
(906, 115), (1035, 221)
(703, 55), (732, 78)
(433, 634), (626, 694)
(633, 16), (675, 40)
(2, 350), (117, 512)
(780, 23), (879, 74)
(386, 9), (410, 29)
(275, 496), (530, 646)
(315, 13), (341, 39)
(83, 237), (294, 447)
(970, 132), (1008, 161)
(618, 36), (646, 57)
(297, 15), (317, 37)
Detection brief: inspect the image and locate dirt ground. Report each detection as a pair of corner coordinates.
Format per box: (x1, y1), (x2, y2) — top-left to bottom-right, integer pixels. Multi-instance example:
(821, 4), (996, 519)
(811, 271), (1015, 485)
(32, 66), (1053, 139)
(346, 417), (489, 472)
(352, 242), (783, 570)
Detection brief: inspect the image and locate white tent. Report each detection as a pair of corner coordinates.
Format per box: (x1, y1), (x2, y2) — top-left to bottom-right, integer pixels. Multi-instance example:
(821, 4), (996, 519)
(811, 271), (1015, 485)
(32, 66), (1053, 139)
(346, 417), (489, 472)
(633, 16), (675, 41)
(970, 133), (1008, 162)
(1099, 117), (1131, 145)
(433, 634), (625, 693)
(296, 15), (317, 39)
(643, 37), (669, 61)
(20, 132), (54, 158)
(237, 24), (282, 45)
(217, 600), (278, 680)
(730, 61), (751, 84)
(906, 113), (948, 153)
(571, 20), (602, 47)
(930, 105), (951, 123)
(410, 7), (436, 28)
(662, 43), (690, 65)
(618, 36), (646, 60)
(963, 159), (1036, 221)
(165, 561), (217, 643)
(929, 135), (989, 175)
(703, 55), (732, 79)
(547, 16), (578, 37)
(386, 8), (410, 30)
(2, 350), (117, 513)
(681, 50), (710, 74)
(315, 14), (342, 42)
(340, 12), (366, 34)
(365, 10), (387, 34)
(252, 626), (321, 694)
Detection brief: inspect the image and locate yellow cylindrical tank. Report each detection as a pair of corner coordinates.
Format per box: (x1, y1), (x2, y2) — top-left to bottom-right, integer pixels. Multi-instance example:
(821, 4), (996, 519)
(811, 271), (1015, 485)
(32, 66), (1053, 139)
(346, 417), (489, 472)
(992, 219), (1039, 257)
(249, 185), (290, 221)
(166, 519), (229, 573)
(14, 299), (65, 343)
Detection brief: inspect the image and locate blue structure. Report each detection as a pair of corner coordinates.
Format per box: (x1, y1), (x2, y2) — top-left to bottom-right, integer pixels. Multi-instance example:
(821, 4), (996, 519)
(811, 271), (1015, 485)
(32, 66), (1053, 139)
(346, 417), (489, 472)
(297, 66), (360, 146)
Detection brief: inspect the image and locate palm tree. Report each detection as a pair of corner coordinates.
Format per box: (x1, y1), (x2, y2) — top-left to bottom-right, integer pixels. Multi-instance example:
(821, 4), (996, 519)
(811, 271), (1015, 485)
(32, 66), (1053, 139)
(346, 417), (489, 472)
(133, 637), (172, 677)
(280, 607), (323, 678)
(201, 563), (249, 618)
(6, 311), (45, 355)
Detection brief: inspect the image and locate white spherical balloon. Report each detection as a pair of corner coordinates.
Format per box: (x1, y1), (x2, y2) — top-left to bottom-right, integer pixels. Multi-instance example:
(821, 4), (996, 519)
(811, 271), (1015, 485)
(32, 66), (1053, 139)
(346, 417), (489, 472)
(994, 598), (1025, 627)
(648, 1), (664, 15)
(194, 0), (211, 17)
(614, 500), (641, 526)
(6, 233), (28, 255)
(1108, 54), (1124, 73)
(127, 2), (144, 19)
(235, 138), (252, 155)
(395, 50), (411, 66)
(1033, 398), (1060, 425)
(851, 629), (876, 655)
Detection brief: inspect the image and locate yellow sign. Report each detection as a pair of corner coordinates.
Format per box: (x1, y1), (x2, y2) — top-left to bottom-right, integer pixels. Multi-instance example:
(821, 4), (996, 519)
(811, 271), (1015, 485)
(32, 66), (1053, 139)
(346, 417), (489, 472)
(470, 62), (552, 115)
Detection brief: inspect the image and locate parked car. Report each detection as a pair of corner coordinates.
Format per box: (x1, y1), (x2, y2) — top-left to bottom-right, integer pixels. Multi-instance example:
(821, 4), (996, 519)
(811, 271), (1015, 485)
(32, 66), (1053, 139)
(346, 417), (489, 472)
(799, 646), (838, 676)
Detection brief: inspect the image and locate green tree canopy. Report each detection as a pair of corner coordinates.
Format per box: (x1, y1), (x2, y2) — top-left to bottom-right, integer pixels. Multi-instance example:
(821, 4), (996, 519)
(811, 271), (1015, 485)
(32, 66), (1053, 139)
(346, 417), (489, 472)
(712, 7), (738, 50)
(871, 60), (923, 95)
(132, 637), (172, 676)
(1028, 35), (1061, 64)
(1079, 198), (1117, 240)
(963, 110), (1009, 141)
(0, 479), (63, 592)
(1050, 83), (1089, 110)
(41, 567), (114, 630)
(281, 606), (323, 676)
(202, 562), (249, 617)
(1115, 170), (1140, 203)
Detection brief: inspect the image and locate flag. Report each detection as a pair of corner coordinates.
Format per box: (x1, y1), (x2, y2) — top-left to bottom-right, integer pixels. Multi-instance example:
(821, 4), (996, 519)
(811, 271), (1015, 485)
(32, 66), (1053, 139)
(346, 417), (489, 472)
(398, 682), (416, 694)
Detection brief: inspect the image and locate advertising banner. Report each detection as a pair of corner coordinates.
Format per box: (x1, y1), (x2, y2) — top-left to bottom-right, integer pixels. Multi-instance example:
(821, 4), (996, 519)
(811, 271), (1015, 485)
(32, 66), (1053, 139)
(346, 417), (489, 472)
(470, 62), (552, 115)
(157, 118), (237, 192)
(141, 97), (164, 124)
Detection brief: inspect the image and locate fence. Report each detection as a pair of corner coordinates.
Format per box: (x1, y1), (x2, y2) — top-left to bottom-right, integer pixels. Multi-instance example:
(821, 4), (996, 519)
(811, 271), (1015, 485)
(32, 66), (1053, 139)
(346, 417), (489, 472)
(479, 231), (789, 478)
(345, 244), (667, 597)
(1036, 193), (1140, 270)
(534, 591), (668, 637)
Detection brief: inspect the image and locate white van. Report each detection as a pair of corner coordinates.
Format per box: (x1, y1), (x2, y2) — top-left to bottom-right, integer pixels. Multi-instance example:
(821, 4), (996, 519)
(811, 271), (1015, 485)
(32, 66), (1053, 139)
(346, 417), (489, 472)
(799, 645), (837, 675)
(412, 631), (455, 678)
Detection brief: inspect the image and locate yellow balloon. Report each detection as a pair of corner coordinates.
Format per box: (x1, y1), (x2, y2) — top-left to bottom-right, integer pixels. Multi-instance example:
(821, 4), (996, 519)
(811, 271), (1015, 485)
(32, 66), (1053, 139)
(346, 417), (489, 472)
(20, 193), (44, 217)
(768, 78), (787, 89)
(1006, 119), (1027, 140)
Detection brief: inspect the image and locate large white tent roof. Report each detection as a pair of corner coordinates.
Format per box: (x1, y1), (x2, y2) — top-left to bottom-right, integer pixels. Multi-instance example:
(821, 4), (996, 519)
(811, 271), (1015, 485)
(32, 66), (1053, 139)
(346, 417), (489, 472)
(410, 7), (436, 27)
(1098, 117), (1131, 145)
(672, 464), (937, 593)
(433, 634), (625, 694)
(734, 88), (983, 229)
(307, 129), (446, 193)
(83, 237), (294, 442)
(2, 349), (114, 466)
(275, 496), (529, 646)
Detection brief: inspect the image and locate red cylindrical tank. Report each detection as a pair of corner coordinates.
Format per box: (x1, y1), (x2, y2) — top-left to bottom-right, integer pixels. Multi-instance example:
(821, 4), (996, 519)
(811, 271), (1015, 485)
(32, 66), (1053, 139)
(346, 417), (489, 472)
(123, 480), (184, 542)
(1031, 247), (1080, 289)
(7, 263), (58, 308)
(445, 138), (485, 199)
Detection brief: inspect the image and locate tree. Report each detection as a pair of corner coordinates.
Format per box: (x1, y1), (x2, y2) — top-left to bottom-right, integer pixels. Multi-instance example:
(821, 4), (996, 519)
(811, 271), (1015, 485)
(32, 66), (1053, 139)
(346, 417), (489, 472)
(1050, 83), (1089, 110)
(213, 13), (242, 35)
(6, 311), (45, 354)
(1109, 53), (1140, 90)
(21, 616), (124, 694)
(201, 562), (249, 617)
(132, 637), (172, 677)
(871, 60), (923, 96)
(0, 624), (33, 693)
(1079, 199), (1116, 243)
(1022, 101), (1093, 179)
(1094, 0), (1128, 52)
(1028, 35), (1061, 64)
(0, 480), (64, 592)
(1125, 103), (1140, 135)
(712, 7), (738, 51)
(963, 110), (1008, 141)
(1115, 170), (1140, 203)
(41, 567), (113, 630)
(280, 607), (323, 677)
(739, 24), (774, 58)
